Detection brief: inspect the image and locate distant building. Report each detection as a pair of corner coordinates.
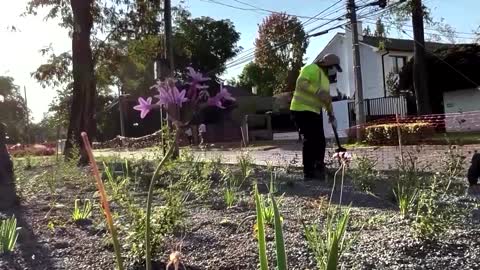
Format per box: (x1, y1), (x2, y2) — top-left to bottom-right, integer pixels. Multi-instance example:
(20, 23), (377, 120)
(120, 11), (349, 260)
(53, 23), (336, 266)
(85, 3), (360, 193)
(314, 22), (453, 99)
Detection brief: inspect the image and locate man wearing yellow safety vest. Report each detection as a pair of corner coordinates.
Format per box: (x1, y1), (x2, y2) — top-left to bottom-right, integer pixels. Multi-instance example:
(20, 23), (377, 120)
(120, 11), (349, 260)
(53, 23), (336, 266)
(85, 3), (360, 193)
(290, 53), (342, 181)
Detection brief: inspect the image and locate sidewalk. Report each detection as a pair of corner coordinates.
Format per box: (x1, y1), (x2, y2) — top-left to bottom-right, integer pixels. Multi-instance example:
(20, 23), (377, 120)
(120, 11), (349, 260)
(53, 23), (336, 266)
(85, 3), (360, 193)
(94, 141), (480, 171)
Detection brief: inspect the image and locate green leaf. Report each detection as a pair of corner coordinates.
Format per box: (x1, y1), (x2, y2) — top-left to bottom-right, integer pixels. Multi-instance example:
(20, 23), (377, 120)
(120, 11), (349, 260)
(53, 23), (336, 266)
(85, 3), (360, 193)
(254, 184), (269, 270)
(271, 194), (287, 270)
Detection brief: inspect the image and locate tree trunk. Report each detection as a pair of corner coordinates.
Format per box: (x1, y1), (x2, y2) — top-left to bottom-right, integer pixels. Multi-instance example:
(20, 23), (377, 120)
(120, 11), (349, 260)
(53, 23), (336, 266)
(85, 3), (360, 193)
(411, 0), (432, 115)
(65, 0), (96, 164)
(0, 123), (16, 210)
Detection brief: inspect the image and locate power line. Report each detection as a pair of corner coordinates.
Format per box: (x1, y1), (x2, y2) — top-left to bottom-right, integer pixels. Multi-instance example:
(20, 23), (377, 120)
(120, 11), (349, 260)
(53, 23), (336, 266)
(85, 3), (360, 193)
(358, 0), (477, 38)
(362, 18), (478, 38)
(200, 0), (341, 21)
(222, 16), (347, 72)
(357, 0), (402, 20)
(307, 13), (346, 33)
(308, 22), (348, 37)
(231, 0), (343, 21)
(225, 10), (346, 67)
(206, 0), (347, 74)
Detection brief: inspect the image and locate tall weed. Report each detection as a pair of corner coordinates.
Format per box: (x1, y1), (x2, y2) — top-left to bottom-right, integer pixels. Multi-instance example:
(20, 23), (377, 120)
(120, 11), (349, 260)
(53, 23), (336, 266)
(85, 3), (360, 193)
(412, 175), (467, 240)
(349, 156), (378, 192)
(0, 216), (20, 254)
(393, 182), (418, 219)
(304, 158), (354, 270)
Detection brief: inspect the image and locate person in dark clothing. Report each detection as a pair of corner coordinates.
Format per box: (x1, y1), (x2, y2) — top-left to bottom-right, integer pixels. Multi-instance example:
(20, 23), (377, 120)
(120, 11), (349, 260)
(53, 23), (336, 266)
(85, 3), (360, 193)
(290, 54), (342, 180)
(291, 111), (326, 178)
(467, 153), (480, 194)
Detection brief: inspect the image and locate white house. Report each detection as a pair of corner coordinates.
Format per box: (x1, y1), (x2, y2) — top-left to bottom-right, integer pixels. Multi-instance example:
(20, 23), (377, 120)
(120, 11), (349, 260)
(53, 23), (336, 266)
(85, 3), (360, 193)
(314, 23), (452, 99)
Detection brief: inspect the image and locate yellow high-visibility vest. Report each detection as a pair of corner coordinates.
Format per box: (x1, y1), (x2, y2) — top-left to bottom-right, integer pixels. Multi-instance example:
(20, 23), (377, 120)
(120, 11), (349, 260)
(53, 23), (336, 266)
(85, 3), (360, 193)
(290, 63), (330, 114)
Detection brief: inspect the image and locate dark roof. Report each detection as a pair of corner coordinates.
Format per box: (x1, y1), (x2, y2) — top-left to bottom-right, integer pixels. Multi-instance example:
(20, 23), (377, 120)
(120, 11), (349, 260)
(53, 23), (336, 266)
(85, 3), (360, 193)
(360, 35), (454, 52)
(224, 85), (254, 97)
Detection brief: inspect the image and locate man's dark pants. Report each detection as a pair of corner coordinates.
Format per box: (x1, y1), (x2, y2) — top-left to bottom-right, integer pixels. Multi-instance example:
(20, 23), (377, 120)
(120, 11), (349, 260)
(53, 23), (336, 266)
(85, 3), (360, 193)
(291, 110), (326, 177)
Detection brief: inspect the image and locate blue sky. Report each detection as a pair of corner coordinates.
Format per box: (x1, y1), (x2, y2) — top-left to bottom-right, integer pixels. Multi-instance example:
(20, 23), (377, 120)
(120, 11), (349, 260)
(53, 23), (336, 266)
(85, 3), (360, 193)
(0, 0), (479, 121)
(186, 0), (480, 79)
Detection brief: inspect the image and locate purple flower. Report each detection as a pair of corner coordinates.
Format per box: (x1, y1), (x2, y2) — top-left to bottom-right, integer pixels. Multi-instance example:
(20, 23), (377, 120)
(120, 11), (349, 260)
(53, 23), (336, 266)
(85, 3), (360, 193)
(154, 79), (189, 108)
(186, 67), (210, 89)
(134, 97), (154, 119)
(207, 86), (236, 109)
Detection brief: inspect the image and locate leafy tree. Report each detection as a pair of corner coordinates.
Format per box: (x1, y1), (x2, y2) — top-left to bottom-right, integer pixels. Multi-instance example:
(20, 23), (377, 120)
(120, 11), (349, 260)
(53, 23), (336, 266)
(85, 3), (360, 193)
(374, 18), (386, 38)
(175, 15), (241, 76)
(386, 71), (400, 96)
(370, 0), (459, 115)
(236, 62), (275, 96)
(363, 25), (372, 36)
(476, 26), (480, 43)
(398, 44), (480, 113)
(27, 0), (100, 162)
(377, 1), (457, 42)
(0, 76), (29, 143)
(254, 13), (308, 95)
(27, 0), (241, 161)
(29, 113), (63, 143)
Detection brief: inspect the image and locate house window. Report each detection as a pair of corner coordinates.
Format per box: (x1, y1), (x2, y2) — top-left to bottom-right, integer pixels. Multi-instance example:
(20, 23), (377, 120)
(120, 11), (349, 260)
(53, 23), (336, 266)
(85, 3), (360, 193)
(390, 56), (407, 74)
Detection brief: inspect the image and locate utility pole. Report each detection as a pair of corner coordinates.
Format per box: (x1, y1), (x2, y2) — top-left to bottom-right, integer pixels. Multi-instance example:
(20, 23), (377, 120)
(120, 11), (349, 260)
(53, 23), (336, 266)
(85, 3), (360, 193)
(411, 0), (431, 115)
(347, 0), (365, 141)
(164, 0), (174, 75)
(24, 86), (30, 144)
(157, 0), (174, 78)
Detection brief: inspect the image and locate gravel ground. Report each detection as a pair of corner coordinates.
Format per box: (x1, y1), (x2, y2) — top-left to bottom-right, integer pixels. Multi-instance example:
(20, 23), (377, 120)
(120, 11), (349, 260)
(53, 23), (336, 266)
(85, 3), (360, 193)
(1, 164), (479, 270)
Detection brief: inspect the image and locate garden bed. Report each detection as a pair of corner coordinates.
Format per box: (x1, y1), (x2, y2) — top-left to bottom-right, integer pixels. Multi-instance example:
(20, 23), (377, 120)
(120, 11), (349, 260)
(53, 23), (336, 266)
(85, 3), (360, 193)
(1, 153), (480, 270)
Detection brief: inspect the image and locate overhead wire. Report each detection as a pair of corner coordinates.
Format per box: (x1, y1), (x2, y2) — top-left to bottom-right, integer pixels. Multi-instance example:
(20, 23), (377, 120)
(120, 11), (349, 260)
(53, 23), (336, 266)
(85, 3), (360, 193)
(223, 18), (349, 72)
(361, 20), (478, 43)
(205, 0), (347, 74)
(399, 29), (480, 88)
(221, 16), (348, 72)
(229, 0), (343, 21)
(200, 0), (341, 21)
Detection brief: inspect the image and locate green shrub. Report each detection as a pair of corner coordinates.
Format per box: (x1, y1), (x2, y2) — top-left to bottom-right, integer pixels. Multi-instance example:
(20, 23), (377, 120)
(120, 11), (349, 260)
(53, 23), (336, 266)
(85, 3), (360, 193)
(437, 145), (467, 195)
(412, 176), (466, 240)
(394, 152), (431, 190)
(303, 207), (353, 270)
(349, 156), (378, 192)
(365, 122), (434, 145)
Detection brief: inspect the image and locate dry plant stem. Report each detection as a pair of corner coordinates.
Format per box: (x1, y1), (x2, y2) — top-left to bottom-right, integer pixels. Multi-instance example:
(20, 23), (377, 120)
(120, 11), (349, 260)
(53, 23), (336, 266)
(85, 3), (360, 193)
(395, 112), (404, 164)
(339, 163), (346, 206)
(330, 165), (343, 207)
(146, 139), (176, 270)
(81, 132), (124, 270)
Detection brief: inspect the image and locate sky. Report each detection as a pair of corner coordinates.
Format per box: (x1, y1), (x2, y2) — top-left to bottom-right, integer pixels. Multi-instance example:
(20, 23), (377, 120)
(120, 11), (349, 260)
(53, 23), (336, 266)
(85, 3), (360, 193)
(0, 0), (479, 122)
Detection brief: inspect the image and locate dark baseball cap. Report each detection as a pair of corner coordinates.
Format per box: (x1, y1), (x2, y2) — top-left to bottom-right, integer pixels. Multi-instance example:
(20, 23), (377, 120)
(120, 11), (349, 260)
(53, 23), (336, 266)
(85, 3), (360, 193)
(318, 53), (342, 72)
